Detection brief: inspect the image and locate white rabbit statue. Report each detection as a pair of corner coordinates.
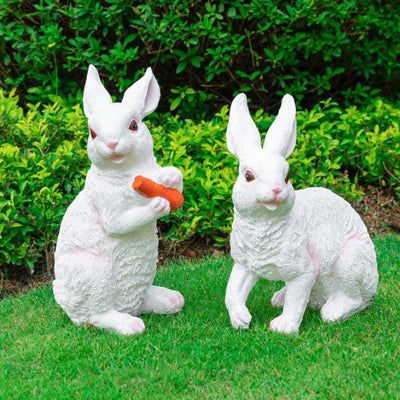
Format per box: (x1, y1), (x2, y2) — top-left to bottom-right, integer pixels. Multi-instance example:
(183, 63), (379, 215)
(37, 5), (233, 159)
(225, 93), (378, 334)
(53, 65), (184, 335)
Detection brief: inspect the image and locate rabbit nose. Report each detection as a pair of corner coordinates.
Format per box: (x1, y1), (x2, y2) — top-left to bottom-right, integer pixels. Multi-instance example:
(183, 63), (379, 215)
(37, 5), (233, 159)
(107, 141), (118, 149)
(272, 186), (282, 194)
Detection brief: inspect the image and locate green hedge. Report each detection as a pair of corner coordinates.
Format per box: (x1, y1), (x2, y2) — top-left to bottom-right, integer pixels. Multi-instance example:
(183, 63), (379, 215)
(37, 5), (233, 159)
(1, 90), (399, 273)
(1, 0), (399, 117)
(0, 90), (88, 272)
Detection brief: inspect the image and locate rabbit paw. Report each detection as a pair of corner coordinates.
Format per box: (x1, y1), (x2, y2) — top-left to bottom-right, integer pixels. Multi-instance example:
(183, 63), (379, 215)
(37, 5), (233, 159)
(321, 295), (363, 323)
(229, 306), (252, 330)
(141, 286), (184, 315)
(168, 290), (185, 312)
(269, 315), (299, 334)
(90, 311), (145, 335)
(157, 167), (183, 190)
(117, 316), (146, 335)
(271, 287), (286, 307)
(149, 196), (170, 218)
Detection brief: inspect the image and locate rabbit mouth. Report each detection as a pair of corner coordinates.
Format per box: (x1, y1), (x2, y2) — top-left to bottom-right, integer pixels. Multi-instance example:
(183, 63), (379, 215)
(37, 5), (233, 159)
(110, 153), (126, 164)
(258, 199), (281, 211)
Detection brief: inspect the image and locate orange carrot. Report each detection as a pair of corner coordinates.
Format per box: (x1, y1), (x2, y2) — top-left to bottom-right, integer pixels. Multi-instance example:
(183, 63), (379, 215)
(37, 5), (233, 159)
(132, 175), (184, 211)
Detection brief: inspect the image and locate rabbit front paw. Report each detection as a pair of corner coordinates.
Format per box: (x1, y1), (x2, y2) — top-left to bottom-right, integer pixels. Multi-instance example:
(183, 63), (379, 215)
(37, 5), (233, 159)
(157, 167), (183, 191)
(149, 196), (170, 218)
(269, 315), (299, 334)
(229, 306), (252, 330)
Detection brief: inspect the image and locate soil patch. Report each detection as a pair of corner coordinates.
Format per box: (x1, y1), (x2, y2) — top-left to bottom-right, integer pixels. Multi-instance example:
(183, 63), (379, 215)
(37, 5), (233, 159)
(352, 186), (400, 235)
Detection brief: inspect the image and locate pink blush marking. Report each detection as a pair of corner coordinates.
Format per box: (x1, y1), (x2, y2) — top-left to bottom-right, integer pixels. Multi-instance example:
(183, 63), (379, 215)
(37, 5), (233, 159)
(65, 248), (103, 259)
(339, 235), (366, 258)
(307, 244), (320, 276)
(92, 203), (107, 235)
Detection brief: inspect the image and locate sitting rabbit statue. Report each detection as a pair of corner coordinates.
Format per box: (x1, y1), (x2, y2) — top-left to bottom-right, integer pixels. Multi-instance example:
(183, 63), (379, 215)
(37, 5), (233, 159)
(225, 93), (378, 334)
(53, 65), (184, 335)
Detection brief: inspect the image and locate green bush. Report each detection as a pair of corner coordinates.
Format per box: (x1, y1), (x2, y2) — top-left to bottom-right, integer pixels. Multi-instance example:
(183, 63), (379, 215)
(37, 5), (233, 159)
(0, 90), (88, 272)
(157, 98), (400, 246)
(1, 90), (399, 273)
(0, 0), (399, 117)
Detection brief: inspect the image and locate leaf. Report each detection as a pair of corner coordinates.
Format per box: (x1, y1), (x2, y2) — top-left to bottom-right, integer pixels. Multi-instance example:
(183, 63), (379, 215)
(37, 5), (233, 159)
(227, 7), (236, 17)
(190, 56), (203, 68)
(170, 97), (182, 111)
(176, 61), (187, 74)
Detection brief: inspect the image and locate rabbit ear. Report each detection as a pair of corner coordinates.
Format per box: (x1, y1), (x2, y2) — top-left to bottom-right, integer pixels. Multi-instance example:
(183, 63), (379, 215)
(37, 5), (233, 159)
(83, 65), (112, 118)
(263, 94), (297, 158)
(226, 93), (261, 159)
(122, 67), (160, 118)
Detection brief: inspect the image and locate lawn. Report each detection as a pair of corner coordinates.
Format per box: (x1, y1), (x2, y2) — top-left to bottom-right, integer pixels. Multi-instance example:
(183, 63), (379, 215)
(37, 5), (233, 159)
(1, 235), (399, 399)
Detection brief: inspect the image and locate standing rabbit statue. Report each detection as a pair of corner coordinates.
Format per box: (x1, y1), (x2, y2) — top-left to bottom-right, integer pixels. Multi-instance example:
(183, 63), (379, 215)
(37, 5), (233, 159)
(225, 93), (378, 334)
(53, 65), (184, 335)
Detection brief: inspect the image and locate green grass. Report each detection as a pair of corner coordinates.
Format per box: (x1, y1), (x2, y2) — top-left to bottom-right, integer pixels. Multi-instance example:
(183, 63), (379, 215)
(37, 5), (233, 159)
(1, 235), (399, 399)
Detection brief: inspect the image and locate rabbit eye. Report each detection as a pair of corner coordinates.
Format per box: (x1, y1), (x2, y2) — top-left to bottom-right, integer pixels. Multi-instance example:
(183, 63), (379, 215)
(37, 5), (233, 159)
(89, 128), (97, 139)
(245, 170), (255, 182)
(129, 120), (138, 132)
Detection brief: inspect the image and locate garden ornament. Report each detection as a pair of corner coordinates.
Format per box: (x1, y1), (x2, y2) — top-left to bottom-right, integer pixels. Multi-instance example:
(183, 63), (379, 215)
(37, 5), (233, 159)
(225, 93), (378, 334)
(53, 65), (184, 335)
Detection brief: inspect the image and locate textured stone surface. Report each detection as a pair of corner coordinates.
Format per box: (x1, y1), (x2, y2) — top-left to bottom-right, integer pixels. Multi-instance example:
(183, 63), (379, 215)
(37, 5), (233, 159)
(225, 93), (378, 334)
(53, 66), (184, 335)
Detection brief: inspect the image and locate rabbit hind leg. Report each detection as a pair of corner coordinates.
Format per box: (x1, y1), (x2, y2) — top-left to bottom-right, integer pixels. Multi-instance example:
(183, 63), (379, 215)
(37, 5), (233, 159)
(271, 286), (286, 307)
(89, 310), (145, 335)
(54, 251), (112, 323)
(320, 292), (365, 323)
(54, 251), (146, 335)
(140, 285), (185, 315)
(321, 237), (377, 323)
